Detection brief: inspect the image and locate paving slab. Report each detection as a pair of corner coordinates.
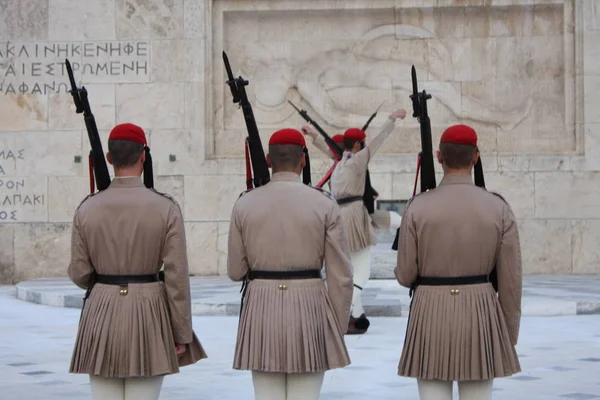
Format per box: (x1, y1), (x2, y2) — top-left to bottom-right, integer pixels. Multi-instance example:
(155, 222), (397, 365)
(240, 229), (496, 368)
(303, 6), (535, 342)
(15, 274), (600, 317)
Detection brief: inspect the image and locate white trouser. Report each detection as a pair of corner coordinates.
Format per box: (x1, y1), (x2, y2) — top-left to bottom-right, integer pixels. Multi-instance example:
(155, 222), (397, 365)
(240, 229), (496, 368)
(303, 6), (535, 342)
(388, 211), (402, 233)
(252, 371), (325, 400)
(417, 379), (494, 400)
(350, 246), (371, 318)
(89, 375), (164, 400)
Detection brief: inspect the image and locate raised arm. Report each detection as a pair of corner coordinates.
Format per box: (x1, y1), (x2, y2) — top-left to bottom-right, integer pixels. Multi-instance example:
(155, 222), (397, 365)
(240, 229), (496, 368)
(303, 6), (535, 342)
(227, 204), (250, 281)
(496, 203), (523, 346)
(394, 202), (418, 288)
(161, 202), (194, 345)
(67, 211), (95, 290)
(352, 109), (406, 168)
(301, 126), (337, 160)
(323, 201), (354, 334)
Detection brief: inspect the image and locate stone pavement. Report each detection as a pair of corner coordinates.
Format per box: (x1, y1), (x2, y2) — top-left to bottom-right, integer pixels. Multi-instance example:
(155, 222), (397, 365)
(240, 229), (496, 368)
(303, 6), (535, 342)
(15, 274), (600, 317)
(1, 285), (600, 400)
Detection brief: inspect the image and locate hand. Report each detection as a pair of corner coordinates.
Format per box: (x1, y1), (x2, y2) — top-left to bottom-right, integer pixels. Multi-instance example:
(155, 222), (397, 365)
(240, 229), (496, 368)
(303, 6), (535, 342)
(390, 109), (407, 120)
(175, 343), (186, 357)
(301, 125), (317, 138)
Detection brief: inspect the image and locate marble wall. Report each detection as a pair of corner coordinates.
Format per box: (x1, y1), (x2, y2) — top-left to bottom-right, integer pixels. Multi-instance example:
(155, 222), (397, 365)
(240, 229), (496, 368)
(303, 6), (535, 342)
(0, 0), (599, 283)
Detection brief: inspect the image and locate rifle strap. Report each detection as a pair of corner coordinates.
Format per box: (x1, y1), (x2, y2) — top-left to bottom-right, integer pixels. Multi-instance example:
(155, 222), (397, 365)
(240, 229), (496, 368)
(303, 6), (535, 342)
(412, 154), (421, 197)
(88, 151), (95, 194)
(316, 161), (338, 188)
(244, 139), (253, 190)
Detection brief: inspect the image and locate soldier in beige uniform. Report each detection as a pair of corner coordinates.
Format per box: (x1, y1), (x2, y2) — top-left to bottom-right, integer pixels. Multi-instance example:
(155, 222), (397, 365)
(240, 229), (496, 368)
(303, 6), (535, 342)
(312, 108), (406, 334)
(395, 125), (522, 400)
(68, 123), (206, 400)
(227, 128), (354, 400)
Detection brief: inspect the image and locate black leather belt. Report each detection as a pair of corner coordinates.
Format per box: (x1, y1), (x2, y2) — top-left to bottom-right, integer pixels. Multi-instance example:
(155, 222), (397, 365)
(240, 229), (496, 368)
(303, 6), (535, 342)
(248, 270), (321, 280)
(96, 271), (165, 285)
(409, 274), (490, 298)
(239, 269), (321, 316)
(336, 196), (363, 205)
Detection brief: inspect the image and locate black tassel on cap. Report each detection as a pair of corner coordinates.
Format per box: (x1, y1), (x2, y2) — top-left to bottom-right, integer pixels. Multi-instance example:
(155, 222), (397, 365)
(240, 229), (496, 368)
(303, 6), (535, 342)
(302, 147), (311, 186)
(143, 146), (154, 189)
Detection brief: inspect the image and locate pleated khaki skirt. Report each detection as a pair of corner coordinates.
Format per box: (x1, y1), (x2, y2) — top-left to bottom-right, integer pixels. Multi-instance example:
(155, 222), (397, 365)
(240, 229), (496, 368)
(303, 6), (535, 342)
(69, 282), (207, 378)
(399, 283), (521, 381)
(233, 278), (351, 373)
(339, 202), (376, 252)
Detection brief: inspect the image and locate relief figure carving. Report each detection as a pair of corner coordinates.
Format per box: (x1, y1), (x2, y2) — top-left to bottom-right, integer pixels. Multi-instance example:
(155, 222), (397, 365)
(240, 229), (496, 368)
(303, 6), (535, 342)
(238, 24), (533, 131)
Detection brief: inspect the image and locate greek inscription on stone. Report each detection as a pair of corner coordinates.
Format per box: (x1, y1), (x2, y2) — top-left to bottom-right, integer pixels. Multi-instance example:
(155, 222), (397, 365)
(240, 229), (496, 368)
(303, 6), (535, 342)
(0, 148), (25, 176)
(0, 41), (150, 95)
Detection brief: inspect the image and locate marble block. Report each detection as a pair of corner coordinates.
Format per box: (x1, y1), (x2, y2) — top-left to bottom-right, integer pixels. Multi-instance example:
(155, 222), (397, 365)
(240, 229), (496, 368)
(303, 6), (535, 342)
(185, 222), (218, 275)
(584, 31), (600, 76)
(184, 175), (244, 221)
(116, 0), (184, 39)
(0, 176), (48, 223)
(48, 0), (116, 41)
(13, 131), (82, 177)
(151, 39), (205, 82)
(535, 172), (600, 218)
(0, 0), (48, 41)
(13, 223), (72, 282)
(0, 132), (17, 176)
(150, 130), (205, 176)
(584, 75), (600, 124)
(0, 94), (48, 132)
(153, 175), (185, 216)
(518, 219), (572, 274)
(183, 0), (208, 39)
(217, 221), (230, 275)
(572, 220), (600, 274)
(47, 176), (90, 223)
(0, 224), (14, 284)
(49, 84), (116, 131)
(116, 83), (185, 129)
(369, 173), (393, 200)
(485, 172), (535, 219)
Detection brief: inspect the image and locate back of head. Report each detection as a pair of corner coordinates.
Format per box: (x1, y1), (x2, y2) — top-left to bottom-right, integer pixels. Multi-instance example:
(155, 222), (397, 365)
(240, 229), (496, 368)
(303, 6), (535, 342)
(268, 128), (306, 173)
(438, 124), (479, 171)
(107, 123), (149, 176)
(343, 128), (366, 152)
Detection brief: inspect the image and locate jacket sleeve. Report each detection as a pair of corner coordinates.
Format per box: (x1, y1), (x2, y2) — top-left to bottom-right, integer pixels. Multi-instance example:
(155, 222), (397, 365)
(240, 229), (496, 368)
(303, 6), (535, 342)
(497, 203), (523, 346)
(67, 211), (95, 290)
(352, 116), (396, 169)
(394, 205), (419, 287)
(311, 135), (337, 160)
(323, 201), (354, 334)
(227, 205), (249, 281)
(161, 203), (194, 344)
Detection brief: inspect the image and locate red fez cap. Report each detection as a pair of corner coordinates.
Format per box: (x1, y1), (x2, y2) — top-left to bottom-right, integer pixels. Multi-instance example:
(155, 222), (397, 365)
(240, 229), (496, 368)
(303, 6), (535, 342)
(344, 128), (366, 142)
(440, 125), (478, 147)
(332, 134), (344, 144)
(269, 128), (306, 147)
(109, 123), (148, 146)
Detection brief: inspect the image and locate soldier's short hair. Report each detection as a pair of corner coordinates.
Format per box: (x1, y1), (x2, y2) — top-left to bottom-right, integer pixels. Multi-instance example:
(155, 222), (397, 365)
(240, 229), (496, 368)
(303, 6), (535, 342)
(108, 140), (144, 168)
(343, 138), (362, 151)
(269, 144), (304, 172)
(439, 142), (478, 169)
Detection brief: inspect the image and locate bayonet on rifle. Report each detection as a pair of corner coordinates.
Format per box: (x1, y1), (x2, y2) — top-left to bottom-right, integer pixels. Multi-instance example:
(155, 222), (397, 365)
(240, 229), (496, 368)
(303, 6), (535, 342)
(288, 100), (343, 160)
(66, 58), (111, 193)
(223, 51), (270, 188)
(361, 100), (385, 132)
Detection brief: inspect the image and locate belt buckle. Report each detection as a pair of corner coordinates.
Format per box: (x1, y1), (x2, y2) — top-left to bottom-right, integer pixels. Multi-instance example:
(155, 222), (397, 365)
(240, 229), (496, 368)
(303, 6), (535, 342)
(120, 284), (128, 296)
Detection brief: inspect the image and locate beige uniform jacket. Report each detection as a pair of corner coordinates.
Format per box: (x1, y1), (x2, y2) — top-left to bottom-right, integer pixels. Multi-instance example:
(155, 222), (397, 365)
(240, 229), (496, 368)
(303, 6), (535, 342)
(394, 173), (522, 381)
(227, 171), (354, 373)
(68, 176), (206, 378)
(329, 117), (397, 251)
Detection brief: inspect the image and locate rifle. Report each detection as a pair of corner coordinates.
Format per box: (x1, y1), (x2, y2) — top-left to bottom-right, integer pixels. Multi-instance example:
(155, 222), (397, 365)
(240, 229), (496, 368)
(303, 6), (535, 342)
(392, 65), (436, 250)
(66, 58), (111, 193)
(223, 51), (270, 189)
(288, 100), (343, 160)
(361, 101), (385, 131)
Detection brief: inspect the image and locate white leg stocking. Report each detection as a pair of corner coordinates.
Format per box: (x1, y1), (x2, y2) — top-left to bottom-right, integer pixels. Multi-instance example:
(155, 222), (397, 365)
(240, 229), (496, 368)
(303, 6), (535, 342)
(124, 376), (164, 400)
(89, 375), (125, 400)
(417, 379), (453, 400)
(252, 371), (287, 400)
(350, 247), (371, 318)
(286, 372), (325, 400)
(388, 211), (402, 233)
(458, 380), (493, 400)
